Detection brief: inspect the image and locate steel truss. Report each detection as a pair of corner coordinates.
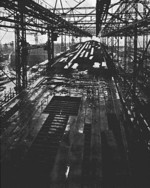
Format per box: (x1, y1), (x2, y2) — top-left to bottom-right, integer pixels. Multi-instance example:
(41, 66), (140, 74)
(0, 0), (92, 36)
(101, 0), (150, 37)
(97, 0), (150, 151)
(53, 5), (96, 35)
(0, 0), (92, 93)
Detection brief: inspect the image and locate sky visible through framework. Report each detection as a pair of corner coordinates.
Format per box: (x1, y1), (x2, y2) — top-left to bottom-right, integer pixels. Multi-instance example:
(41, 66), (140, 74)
(0, 0), (119, 44)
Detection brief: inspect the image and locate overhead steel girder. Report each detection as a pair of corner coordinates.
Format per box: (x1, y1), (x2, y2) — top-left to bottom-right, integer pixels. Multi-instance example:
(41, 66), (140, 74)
(60, 13), (96, 17)
(102, 18), (150, 37)
(62, 0), (85, 15)
(96, 0), (111, 36)
(0, 0), (92, 37)
(50, 7), (95, 11)
(73, 22), (96, 25)
(55, 4), (96, 36)
(101, 0), (150, 37)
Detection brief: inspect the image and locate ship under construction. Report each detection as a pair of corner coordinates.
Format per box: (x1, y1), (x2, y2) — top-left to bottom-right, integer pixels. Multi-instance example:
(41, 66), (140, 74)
(0, 0), (150, 188)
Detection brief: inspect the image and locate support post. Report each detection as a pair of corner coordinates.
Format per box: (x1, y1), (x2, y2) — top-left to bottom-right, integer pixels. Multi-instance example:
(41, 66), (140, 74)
(133, 3), (138, 97)
(15, 13), (21, 94)
(47, 26), (51, 71)
(64, 33), (66, 51)
(15, 1), (27, 94)
(111, 36), (114, 61)
(117, 36), (119, 63)
(61, 34), (64, 52)
(124, 0), (128, 86)
(47, 26), (54, 73)
(21, 12), (27, 90)
(51, 29), (54, 61)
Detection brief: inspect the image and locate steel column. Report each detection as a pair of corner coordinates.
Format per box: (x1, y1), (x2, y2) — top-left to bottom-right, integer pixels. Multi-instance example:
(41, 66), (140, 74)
(47, 27), (54, 71)
(124, 1), (128, 85)
(15, 1), (28, 93)
(15, 13), (21, 94)
(61, 35), (64, 52)
(133, 3), (138, 97)
(117, 36), (119, 62)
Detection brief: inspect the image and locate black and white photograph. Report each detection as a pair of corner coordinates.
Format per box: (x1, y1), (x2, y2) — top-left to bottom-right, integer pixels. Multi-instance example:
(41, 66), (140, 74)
(0, 0), (150, 187)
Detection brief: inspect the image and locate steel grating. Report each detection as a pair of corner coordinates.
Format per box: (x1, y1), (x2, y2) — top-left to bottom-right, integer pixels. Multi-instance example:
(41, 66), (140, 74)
(24, 96), (81, 177)
(44, 96), (81, 116)
(26, 114), (68, 166)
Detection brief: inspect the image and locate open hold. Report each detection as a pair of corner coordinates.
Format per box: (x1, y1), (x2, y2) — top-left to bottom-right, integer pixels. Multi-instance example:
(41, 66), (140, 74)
(44, 96), (81, 116)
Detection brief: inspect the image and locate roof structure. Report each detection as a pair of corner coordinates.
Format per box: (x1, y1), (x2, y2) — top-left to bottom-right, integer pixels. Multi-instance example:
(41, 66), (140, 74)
(96, 0), (150, 37)
(0, 0), (92, 37)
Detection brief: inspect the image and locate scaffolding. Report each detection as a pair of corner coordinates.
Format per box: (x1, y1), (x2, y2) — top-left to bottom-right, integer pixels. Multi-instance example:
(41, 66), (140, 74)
(96, 0), (150, 150)
(0, 0), (92, 93)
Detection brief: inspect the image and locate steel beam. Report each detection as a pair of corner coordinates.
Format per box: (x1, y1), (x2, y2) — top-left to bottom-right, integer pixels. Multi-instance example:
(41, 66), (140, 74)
(50, 6), (95, 11)
(101, 0), (150, 37)
(1, 0), (92, 37)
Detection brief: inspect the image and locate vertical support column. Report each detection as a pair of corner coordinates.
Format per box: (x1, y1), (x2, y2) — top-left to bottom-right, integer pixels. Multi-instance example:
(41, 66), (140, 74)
(15, 1), (27, 94)
(117, 36), (119, 62)
(47, 26), (51, 71)
(111, 36), (114, 61)
(47, 26), (54, 73)
(64, 33), (66, 51)
(15, 13), (21, 94)
(107, 37), (109, 46)
(21, 10), (27, 90)
(142, 0), (148, 76)
(111, 6), (114, 62)
(51, 29), (54, 61)
(142, 32), (145, 77)
(61, 34), (64, 52)
(124, 35), (127, 73)
(124, 34), (127, 86)
(124, 0), (128, 85)
(133, 3), (138, 97)
(72, 36), (75, 46)
(68, 33), (70, 47)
